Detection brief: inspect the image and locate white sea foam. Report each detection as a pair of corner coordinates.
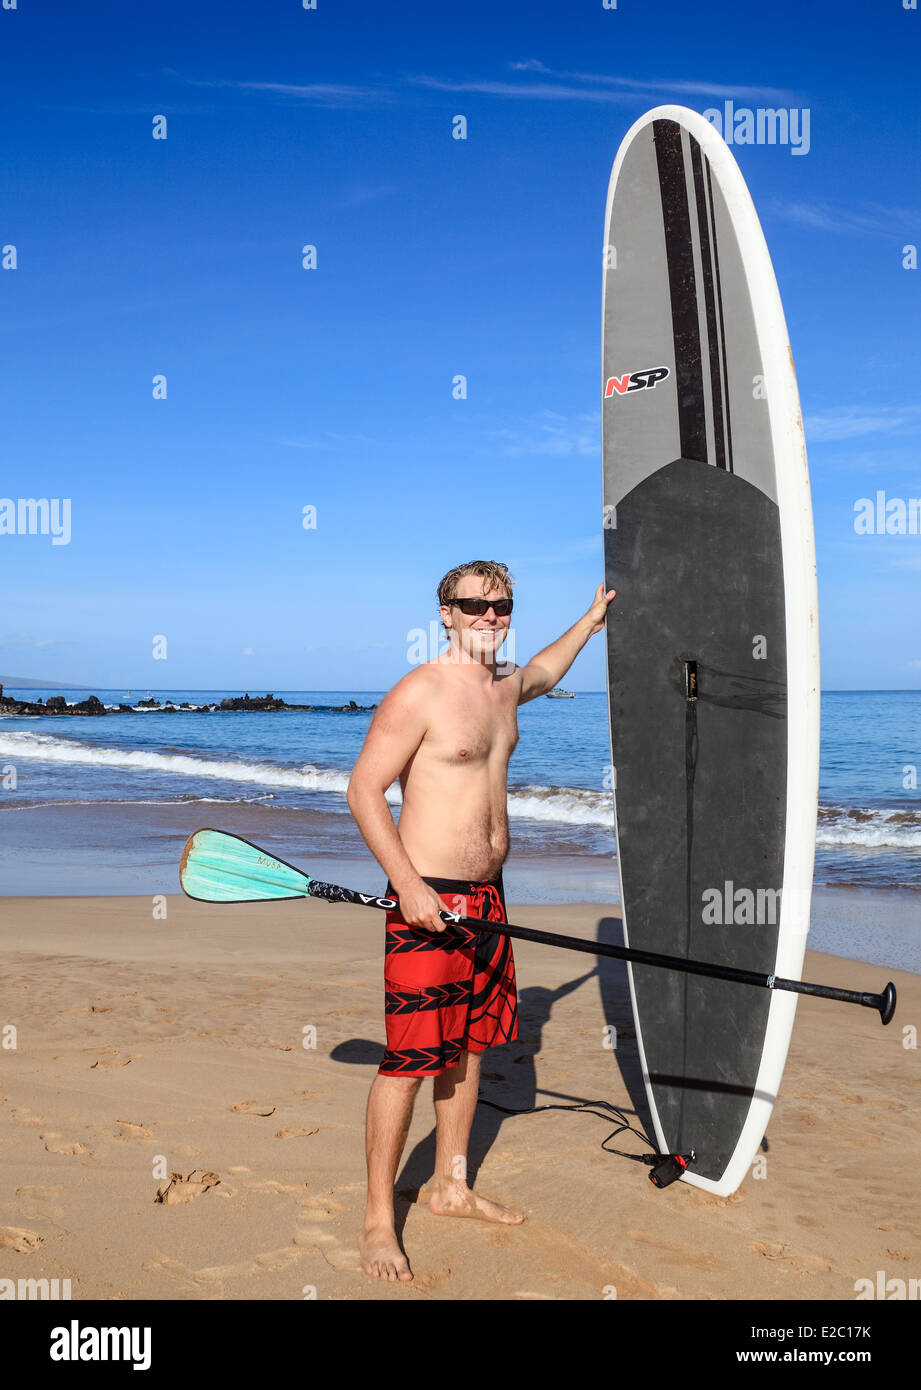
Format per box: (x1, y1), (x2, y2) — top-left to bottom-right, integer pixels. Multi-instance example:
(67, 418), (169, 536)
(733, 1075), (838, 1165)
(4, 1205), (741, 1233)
(816, 807), (921, 849)
(0, 732), (614, 825)
(507, 783), (613, 825)
(0, 730), (393, 800)
(102, 704), (207, 713)
(1, 731), (918, 844)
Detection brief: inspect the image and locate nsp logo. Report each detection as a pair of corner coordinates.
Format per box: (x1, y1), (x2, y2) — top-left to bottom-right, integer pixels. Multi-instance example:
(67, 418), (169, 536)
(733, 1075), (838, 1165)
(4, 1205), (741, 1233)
(604, 366), (670, 397)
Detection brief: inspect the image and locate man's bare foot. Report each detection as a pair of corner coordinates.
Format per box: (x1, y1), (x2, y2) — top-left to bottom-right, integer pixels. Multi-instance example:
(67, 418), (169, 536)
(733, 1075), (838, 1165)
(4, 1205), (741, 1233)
(429, 1176), (525, 1224)
(359, 1222), (413, 1282)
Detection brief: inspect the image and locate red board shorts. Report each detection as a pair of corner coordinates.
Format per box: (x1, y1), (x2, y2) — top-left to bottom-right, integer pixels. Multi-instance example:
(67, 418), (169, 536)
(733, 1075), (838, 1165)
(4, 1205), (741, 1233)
(378, 873), (519, 1078)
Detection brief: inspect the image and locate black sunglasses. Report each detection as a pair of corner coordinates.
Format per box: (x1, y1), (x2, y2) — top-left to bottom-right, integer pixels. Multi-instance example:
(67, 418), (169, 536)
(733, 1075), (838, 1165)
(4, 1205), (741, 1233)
(447, 597), (513, 617)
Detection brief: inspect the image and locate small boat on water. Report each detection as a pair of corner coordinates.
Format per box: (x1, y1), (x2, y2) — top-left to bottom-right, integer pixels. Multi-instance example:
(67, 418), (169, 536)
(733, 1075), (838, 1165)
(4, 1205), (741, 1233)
(546, 687), (576, 699)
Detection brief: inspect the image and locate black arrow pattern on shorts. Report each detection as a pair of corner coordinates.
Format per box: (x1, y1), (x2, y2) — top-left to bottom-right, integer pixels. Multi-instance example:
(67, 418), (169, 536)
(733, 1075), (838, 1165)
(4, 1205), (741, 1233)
(378, 1037), (465, 1074)
(385, 980), (470, 1015)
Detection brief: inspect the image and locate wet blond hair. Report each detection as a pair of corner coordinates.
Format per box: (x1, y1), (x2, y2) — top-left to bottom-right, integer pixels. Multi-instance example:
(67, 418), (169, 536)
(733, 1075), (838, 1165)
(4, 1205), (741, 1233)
(437, 560), (515, 632)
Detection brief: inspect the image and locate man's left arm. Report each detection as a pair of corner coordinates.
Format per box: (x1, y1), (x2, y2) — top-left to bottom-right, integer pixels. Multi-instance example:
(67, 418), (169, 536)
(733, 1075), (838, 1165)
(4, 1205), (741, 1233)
(517, 583), (616, 704)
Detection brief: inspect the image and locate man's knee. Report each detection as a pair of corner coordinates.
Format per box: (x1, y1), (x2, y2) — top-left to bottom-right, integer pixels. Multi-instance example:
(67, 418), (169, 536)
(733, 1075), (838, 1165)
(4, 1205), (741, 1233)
(376, 1071), (425, 1093)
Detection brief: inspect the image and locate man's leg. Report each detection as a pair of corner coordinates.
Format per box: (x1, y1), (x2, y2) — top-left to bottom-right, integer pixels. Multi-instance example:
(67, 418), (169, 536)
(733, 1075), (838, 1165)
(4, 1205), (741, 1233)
(429, 1049), (525, 1224)
(360, 1071), (422, 1281)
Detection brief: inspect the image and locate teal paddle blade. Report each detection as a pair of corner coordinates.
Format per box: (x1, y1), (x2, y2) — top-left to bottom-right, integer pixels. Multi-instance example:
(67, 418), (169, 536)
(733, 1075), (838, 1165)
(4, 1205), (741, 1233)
(180, 828), (311, 902)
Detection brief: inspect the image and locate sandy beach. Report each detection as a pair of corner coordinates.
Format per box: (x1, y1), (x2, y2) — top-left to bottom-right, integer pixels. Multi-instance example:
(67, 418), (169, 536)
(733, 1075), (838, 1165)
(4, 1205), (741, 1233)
(1, 892), (918, 1302)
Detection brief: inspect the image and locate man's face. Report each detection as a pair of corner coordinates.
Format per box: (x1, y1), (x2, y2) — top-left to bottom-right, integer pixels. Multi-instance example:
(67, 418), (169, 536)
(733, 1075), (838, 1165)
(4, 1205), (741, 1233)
(441, 577), (512, 662)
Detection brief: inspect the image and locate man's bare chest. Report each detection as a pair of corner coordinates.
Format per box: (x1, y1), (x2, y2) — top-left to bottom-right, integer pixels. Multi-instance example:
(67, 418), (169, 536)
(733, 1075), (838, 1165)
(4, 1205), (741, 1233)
(420, 687), (520, 768)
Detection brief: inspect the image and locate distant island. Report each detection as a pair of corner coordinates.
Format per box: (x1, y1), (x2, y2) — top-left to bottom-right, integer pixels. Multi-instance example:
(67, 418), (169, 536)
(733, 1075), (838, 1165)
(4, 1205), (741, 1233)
(0, 674), (89, 690)
(0, 687), (377, 717)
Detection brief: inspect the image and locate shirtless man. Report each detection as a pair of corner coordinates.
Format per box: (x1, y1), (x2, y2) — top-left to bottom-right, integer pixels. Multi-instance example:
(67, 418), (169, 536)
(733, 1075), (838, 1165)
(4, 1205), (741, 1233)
(346, 559), (616, 1282)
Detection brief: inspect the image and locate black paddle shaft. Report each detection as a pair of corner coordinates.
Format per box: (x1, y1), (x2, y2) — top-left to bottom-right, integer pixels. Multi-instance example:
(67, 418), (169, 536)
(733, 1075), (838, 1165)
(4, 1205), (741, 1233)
(305, 880), (897, 1026)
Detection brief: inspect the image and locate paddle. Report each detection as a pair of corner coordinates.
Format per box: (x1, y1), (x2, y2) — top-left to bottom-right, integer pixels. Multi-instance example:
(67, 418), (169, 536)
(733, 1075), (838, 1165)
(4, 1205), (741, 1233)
(179, 828), (897, 1025)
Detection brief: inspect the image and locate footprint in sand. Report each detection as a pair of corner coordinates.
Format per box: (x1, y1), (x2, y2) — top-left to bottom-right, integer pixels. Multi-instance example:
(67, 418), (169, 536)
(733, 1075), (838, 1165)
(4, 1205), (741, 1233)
(144, 1246), (306, 1297)
(294, 1193), (338, 1245)
(16, 1187), (65, 1222)
(195, 1247), (306, 1283)
(317, 1244), (362, 1273)
(291, 1189), (359, 1272)
(296, 1194), (345, 1220)
(747, 1239), (831, 1274)
(292, 1216), (358, 1270)
(274, 1126), (319, 1140)
(115, 1120), (152, 1140)
(229, 1101), (276, 1116)
(0, 1226), (43, 1253)
(10, 1108), (44, 1128)
(90, 1053), (136, 1070)
(627, 1229), (728, 1272)
(41, 1133), (87, 1156)
(155, 1170), (221, 1205)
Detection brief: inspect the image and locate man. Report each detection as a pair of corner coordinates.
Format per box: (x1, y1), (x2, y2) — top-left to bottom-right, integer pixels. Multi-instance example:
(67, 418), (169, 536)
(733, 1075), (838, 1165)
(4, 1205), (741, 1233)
(346, 560), (615, 1282)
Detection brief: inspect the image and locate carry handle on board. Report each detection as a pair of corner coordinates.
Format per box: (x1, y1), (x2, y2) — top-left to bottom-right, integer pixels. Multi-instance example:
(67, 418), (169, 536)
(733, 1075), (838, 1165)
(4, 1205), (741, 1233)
(179, 829), (897, 1026)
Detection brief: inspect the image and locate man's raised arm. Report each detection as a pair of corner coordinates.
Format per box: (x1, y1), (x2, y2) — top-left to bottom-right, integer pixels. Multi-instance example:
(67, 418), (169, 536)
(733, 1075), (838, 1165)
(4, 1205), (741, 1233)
(517, 583), (616, 704)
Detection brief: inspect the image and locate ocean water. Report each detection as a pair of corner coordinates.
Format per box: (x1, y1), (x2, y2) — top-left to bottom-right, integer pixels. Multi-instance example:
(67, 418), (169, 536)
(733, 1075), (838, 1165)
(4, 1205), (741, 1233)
(0, 688), (918, 898)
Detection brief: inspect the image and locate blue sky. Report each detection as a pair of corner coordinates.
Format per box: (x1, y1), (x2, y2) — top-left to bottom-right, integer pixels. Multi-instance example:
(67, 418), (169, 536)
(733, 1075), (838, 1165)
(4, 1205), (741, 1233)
(2, 0), (918, 691)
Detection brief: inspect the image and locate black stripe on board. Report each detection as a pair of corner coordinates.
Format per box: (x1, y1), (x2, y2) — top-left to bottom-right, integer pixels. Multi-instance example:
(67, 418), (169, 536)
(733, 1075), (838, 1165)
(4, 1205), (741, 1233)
(689, 138), (727, 470)
(705, 158), (735, 473)
(653, 119), (707, 463)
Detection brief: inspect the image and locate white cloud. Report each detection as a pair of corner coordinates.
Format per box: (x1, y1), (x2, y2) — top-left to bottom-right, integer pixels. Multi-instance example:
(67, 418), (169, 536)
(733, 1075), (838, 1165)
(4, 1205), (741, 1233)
(277, 431), (383, 450)
(0, 634), (72, 651)
(485, 409), (598, 458)
(341, 183), (399, 208)
(416, 66), (794, 104)
(562, 70), (795, 102)
(167, 70), (391, 106)
(768, 198), (918, 238)
(805, 406), (920, 443)
(409, 75), (639, 103)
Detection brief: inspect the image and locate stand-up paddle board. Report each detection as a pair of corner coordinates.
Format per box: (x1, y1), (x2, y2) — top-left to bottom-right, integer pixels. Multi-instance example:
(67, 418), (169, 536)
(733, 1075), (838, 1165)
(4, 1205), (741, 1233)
(602, 106), (820, 1196)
